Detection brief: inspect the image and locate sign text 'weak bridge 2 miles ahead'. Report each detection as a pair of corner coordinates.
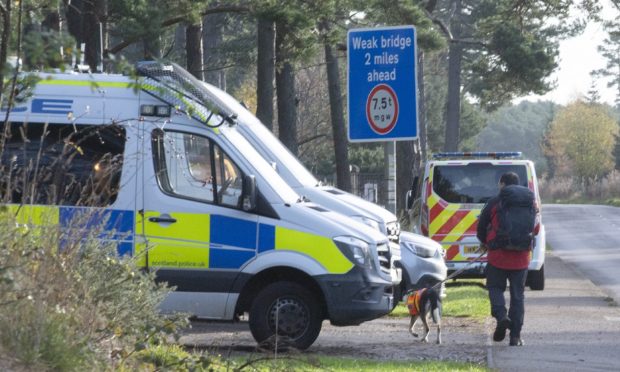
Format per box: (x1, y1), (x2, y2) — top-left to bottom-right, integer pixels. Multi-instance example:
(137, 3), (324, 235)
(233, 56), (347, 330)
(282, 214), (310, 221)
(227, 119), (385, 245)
(347, 25), (418, 142)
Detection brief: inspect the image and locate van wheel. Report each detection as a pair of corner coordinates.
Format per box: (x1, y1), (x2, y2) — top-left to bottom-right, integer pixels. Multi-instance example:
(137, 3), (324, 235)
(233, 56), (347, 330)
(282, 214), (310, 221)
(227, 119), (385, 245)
(249, 281), (322, 350)
(527, 265), (545, 290)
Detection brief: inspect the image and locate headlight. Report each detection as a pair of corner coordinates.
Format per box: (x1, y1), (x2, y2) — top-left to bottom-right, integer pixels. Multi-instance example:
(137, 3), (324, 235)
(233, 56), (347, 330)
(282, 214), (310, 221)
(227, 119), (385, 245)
(402, 240), (437, 258)
(351, 215), (381, 232)
(334, 236), (372, 267)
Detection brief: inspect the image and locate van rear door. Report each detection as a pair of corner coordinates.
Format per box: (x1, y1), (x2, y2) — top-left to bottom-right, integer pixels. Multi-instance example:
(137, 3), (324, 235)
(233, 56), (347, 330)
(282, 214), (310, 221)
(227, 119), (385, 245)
(427, 162), (530, 263)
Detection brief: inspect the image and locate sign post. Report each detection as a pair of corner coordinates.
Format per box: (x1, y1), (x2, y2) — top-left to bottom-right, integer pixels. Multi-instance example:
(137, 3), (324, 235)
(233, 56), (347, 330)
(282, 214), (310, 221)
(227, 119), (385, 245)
(347, 26), (418, 142)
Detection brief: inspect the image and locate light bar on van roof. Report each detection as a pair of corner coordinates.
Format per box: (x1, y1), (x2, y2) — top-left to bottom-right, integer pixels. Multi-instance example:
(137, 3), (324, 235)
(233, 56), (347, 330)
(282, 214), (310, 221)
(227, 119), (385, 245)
(432, 152), (522, 159)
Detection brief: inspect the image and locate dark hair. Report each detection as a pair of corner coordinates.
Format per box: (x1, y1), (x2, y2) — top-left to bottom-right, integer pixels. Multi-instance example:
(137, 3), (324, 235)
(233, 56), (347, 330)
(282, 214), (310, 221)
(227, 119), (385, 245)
(500, 172), (519, 186)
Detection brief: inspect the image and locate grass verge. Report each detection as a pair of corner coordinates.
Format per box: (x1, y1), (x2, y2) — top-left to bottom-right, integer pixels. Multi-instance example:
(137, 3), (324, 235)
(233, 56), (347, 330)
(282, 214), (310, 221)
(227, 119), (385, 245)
(229, 355), (488, 371)
(390, 280), (489, 320)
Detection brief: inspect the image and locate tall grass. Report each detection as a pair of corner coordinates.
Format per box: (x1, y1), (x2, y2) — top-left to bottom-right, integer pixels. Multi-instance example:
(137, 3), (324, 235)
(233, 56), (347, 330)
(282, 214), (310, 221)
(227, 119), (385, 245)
(0, 207), (192, 370)
(538, 171), (620, 205)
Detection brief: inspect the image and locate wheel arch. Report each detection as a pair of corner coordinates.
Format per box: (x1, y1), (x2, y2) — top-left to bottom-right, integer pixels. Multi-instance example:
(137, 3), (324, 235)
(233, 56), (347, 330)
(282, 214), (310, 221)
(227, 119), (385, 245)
(235, 266), (327, 319)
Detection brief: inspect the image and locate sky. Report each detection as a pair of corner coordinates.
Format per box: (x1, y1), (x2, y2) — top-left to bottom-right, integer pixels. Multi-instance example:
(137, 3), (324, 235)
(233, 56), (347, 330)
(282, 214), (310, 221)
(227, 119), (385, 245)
(517, 1), (618, 106)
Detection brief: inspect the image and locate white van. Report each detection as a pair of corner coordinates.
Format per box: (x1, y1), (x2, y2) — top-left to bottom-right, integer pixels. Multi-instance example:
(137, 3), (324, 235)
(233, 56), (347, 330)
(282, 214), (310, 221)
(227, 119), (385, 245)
(412, 152), (546, 290)
(198, 82), (447, 300)
(0, 62), (397, 349)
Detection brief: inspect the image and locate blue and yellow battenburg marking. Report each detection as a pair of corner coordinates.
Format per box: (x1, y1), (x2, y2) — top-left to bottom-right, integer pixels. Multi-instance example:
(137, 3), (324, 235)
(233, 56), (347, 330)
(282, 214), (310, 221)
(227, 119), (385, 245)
(10, 205), (354, 275)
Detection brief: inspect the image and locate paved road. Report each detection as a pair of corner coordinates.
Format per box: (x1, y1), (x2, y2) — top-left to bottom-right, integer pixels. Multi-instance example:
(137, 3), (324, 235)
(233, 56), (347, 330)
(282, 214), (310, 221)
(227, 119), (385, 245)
(543, 204), (620, 303)
(489, 204), (620, 371)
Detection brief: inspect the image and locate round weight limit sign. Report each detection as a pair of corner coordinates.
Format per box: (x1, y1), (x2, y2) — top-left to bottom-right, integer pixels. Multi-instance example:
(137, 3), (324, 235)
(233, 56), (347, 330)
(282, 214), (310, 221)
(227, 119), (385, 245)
(365, 84), (399, 135)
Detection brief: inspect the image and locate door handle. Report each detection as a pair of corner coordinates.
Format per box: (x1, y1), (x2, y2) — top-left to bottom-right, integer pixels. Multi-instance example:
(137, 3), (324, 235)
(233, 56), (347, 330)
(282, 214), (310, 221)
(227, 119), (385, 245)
(148, 216), (177, 224)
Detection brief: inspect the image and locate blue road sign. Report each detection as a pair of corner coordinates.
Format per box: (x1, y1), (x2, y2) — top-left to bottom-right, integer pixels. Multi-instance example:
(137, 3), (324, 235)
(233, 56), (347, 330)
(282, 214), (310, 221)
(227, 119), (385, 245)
(347, 26), (418, 142)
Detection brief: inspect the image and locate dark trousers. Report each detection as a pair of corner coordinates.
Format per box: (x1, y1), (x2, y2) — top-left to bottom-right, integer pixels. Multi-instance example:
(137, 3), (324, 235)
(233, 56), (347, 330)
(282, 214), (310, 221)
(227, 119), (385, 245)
(486, 263), (528, 338)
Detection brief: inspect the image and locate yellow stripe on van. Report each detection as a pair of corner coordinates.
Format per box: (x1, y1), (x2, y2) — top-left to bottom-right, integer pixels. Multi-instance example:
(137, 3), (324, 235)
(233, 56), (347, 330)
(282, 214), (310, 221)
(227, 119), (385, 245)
(429, 204), (460, 236)
(441, 209), (478, 243)
(8, 204), (60, 226)
(143, 238), (209, 269)
(275, 227), (354, 274)
(37, 80), (131, 88)
(136, 211), (210, 269)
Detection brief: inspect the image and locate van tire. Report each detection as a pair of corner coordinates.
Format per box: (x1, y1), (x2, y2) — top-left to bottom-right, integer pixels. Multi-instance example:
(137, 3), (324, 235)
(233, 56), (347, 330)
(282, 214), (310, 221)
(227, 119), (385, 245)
(527, 265), (545, 291)
(249, 281), (322, 350)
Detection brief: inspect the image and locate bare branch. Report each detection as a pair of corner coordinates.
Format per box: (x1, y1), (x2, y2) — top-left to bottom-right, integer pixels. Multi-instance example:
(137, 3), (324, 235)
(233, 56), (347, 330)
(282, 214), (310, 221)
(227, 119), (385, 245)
(298, 133), (327, 146)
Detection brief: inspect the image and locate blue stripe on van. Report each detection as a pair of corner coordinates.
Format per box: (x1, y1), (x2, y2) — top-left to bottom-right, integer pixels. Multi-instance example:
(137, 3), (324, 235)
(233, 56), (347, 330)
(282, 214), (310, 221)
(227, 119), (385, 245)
(58, 207), (134, 255)
(209, 248), (255, 269)
(210, 215), (257, 250)
(258, 223), (275, 253)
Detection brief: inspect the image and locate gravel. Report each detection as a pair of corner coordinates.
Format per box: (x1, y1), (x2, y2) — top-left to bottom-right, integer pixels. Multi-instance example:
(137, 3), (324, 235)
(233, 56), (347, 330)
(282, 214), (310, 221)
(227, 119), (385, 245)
(180, 315), (490, 365)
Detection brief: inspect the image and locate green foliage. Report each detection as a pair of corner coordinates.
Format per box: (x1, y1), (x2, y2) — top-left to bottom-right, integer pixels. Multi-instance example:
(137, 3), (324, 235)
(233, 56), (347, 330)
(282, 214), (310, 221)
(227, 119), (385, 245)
(545, 101), (619, 180)
(477, 100), (557, 175)
(0, 208), (189, 370)
(22, 30), (76, 70)
(591, 15), (620, 107)
(241, 356), (488, 371)
(348, 144), (385, 174)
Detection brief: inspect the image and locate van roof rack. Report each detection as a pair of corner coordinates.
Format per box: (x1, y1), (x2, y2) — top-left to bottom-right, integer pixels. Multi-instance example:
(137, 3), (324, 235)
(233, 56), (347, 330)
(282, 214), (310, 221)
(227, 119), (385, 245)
(432, 152), (522, 160)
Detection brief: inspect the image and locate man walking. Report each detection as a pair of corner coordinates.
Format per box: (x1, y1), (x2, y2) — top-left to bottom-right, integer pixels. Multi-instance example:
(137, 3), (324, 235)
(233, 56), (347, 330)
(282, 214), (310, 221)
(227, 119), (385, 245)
(477, 172), (538, 346)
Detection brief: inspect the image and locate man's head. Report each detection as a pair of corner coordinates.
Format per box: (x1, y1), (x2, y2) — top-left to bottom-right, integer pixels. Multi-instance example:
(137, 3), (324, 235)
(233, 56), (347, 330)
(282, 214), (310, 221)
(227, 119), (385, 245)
(499, 172), (519, 188)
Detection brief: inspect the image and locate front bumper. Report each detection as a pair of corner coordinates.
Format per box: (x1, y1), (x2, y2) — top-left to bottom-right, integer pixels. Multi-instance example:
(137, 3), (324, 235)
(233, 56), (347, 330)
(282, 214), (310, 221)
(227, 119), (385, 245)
(316, 266), (394, 326)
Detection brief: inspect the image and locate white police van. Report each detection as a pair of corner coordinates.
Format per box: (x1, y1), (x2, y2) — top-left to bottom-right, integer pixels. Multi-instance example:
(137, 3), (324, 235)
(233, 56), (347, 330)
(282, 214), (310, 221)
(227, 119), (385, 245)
(196, 82), (447, 300)
(0, 62), (399, 349)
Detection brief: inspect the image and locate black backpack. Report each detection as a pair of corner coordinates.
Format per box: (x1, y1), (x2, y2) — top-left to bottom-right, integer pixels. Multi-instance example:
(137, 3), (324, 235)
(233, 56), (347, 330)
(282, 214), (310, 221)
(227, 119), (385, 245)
(488, 185), (536, 251)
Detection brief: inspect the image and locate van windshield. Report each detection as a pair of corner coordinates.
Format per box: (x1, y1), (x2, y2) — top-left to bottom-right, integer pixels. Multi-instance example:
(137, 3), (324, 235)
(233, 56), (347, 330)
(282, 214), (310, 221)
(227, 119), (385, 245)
(201, 83), (319, 188)
(433, 163), (528, 204)
(219, 125), (300, 204)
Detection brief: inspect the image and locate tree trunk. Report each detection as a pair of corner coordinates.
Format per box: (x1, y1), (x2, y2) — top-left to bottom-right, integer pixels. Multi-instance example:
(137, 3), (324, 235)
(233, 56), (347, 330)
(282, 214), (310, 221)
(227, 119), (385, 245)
(324, 42), (351, 192)
(186, 23), (203, 80)
(256, 18), (275, 130)
(275, 21), (298, 155)
(65, 0), (104, 71)
(0, 0), (12, 102)
(203, 11), (225, 88)
(396, 140), (417, 221)
(444, 0), (463, 152)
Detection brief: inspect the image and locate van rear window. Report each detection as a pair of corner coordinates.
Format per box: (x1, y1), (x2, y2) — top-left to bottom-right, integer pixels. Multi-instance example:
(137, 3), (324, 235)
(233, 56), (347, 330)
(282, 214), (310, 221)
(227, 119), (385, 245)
(0, 122), (126, 206)
(432, 163), (528, 203)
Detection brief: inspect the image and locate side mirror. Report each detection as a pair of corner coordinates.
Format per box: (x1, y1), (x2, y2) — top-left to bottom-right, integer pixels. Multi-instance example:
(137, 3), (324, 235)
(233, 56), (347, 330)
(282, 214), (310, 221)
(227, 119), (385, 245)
(411, 176), (419, 198)
(406, 176), (419, 210)
(242, 175), (257, 211)
(405, 190), (413, 210)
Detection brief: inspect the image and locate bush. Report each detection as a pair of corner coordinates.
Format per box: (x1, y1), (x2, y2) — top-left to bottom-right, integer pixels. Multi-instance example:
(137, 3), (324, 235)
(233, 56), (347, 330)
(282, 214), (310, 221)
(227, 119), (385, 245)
(538, 171), (620, 203)
(0, 206), (189, 370)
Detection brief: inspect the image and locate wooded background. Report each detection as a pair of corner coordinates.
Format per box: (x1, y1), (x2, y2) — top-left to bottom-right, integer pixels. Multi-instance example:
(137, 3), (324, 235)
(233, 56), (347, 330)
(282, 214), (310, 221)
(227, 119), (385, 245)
(2, 0), (620, 217)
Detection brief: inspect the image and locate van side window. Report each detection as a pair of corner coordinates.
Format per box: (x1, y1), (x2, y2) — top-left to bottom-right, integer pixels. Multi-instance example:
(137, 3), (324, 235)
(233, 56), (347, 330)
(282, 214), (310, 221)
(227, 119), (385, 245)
(153, 130), (243, 208)
(0, 122), (125, 206)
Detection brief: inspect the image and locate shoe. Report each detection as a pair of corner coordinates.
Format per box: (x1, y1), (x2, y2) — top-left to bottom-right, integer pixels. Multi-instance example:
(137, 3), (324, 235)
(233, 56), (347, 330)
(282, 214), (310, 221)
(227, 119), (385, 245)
(493, 317), (511, 342)
(509, 336), (524, 346)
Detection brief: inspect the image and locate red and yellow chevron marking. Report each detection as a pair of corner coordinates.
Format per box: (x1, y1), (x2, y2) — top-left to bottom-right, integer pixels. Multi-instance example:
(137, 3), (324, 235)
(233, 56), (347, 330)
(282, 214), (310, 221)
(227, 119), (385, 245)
(427, 191), (481, 261)
(425, 160), (538, 263)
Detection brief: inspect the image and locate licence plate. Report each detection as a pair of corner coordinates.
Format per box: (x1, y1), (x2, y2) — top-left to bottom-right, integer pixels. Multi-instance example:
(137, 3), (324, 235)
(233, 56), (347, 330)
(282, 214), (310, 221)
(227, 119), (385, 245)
(462, 245), (479, 255)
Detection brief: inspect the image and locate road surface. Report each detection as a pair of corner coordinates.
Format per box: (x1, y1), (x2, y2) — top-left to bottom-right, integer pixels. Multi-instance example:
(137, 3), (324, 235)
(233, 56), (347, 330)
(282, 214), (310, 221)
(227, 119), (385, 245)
(543, 204), (620, 303)
(489, 204), (620, 371)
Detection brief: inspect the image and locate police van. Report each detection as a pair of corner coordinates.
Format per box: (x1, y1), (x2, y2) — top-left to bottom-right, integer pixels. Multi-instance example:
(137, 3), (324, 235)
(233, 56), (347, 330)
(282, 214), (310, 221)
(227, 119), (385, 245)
(0, 62), (398, 349)
(410, 152), (545, 290)
(198, 81), (448, 301)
